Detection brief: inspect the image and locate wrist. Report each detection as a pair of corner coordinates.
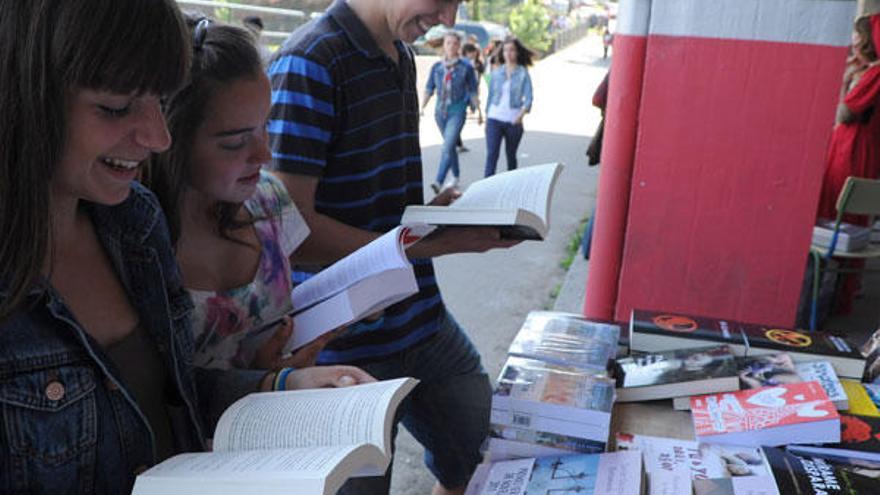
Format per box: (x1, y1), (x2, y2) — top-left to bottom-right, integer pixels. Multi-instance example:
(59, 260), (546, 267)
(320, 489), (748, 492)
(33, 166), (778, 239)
(259, 370), (276, 392)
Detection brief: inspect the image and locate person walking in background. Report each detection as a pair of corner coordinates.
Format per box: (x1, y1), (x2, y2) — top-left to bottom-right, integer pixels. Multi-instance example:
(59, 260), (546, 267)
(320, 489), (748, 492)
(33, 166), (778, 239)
(602, 28), (614, 59)
(817, 14), (880, 314)
(457, 42), (486, 153)
(484, 36), (534, 177)
(422, 31), (479, 193)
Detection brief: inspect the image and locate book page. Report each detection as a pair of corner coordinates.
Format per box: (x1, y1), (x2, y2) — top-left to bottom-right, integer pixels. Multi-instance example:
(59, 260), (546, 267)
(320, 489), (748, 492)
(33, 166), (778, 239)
(291, 225), (430, 311)
(283, 268), (418, 354)
(137, 446), (360, 480)
(213, 378), (417, 456)
(451, 163), (561, 222)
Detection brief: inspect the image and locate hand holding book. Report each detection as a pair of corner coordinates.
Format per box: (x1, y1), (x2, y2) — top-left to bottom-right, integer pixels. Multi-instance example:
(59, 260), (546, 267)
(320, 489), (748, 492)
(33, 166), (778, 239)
(251, 317), (341, 370)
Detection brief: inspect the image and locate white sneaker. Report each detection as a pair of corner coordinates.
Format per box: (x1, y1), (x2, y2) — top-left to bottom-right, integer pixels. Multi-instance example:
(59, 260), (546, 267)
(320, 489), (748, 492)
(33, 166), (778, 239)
(445, 176), (460, 189)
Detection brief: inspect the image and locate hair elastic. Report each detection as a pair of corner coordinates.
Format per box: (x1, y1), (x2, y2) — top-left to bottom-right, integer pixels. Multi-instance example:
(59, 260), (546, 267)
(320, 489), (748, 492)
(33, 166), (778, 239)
(193, 18), (211, 51)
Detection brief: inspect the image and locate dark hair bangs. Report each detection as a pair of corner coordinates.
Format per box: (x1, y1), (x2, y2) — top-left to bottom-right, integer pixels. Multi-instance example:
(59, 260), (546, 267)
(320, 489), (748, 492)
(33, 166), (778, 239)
(58, 0), (190, 96)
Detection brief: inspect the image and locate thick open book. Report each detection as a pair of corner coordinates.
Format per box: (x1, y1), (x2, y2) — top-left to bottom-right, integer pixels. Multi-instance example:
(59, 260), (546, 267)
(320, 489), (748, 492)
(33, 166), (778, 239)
(132, 378), (418, 495)
(242, 225), (433, 356)
(401, 163), (563, 240)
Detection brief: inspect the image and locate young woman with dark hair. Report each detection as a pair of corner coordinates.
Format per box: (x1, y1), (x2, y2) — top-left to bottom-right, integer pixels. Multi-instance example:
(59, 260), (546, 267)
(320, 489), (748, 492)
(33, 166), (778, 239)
(0, 1), (193, 492)
(147, 17), (373, 380)
(483, 36), (535, 177)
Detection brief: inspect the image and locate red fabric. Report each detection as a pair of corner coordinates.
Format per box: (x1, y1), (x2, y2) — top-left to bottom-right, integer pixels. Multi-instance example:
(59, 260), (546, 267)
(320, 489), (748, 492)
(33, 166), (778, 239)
(817, 16), (880, 224)
(815, 15), (880, 315)
(592, 72), (610, 110)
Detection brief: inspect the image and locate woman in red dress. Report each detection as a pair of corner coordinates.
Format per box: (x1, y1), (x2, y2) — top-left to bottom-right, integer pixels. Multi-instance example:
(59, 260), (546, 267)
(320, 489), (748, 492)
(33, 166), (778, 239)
(816, 14), (880, 314)
(818, 14), (880, 222)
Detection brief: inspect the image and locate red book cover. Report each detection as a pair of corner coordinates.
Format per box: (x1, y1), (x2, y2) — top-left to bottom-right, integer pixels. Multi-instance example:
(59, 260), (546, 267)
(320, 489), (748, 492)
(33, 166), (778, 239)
(691, 381), (838, 437)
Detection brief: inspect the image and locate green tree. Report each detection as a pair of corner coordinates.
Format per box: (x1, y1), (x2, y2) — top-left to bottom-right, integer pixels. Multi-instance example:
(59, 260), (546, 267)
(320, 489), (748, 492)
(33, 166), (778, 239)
(213, 0), (232, 22)
(509, 0), (551, 52)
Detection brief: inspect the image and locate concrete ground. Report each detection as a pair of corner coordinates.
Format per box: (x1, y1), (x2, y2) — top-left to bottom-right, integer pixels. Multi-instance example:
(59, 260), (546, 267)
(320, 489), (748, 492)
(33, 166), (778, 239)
(387, 34), (610, 494)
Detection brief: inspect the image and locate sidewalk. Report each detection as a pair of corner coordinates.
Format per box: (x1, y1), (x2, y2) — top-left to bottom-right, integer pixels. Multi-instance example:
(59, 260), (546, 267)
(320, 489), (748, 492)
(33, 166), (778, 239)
(388, 33), (609, 495)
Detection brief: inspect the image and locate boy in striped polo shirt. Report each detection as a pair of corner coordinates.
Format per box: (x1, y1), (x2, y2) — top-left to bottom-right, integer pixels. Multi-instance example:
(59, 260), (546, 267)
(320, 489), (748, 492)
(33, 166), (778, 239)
(268, 1), (518, 494)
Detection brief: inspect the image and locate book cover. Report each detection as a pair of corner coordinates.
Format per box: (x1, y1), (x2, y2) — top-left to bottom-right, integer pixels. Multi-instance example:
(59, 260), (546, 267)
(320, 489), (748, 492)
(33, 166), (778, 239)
(631, 309), (865, 378)
(468, 451), (643, 495)
(789, 414), (880, 463)
(401, 163), (563, 240)
(508, 311), (620, 371)
(615, 346), (738, 402)
(615, 433), (771, 479)
(742, 325), (862, 365)
(691, 475), (778, 495)
(488, 425), (607, 456)
(763, 447), (880, 494)
(863, 383), (880, 410)
(842, 380), (880, 417)
(691, 382), (839, 446)
(736, 354), (800, 389)
(490, 357), (614, 455)
(795, 362), (848, 410)
(494, 356), (616, 412)
(630, 310), (747, 353)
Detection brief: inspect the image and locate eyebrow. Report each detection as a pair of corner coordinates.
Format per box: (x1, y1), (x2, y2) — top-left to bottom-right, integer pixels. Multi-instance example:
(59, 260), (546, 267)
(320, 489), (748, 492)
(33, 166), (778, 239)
(212, 127), (255, 137)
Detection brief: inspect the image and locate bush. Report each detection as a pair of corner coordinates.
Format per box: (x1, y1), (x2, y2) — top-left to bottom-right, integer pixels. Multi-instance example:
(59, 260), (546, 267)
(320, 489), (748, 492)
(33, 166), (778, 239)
(509, 0), (552, 53)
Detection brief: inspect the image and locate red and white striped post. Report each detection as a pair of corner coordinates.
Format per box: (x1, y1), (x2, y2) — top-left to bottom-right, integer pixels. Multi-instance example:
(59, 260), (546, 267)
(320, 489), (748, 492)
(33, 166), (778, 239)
(586, 0), (856, 326)
(583, 0), (651, 321)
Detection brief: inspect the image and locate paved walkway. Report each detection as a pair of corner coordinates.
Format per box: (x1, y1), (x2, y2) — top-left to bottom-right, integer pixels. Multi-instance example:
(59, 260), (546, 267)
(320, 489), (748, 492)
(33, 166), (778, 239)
(389, 33), (610, 494)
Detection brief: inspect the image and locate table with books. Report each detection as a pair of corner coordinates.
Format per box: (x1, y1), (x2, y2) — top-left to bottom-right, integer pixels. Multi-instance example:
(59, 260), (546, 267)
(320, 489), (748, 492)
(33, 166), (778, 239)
(465, 309), (880, 495)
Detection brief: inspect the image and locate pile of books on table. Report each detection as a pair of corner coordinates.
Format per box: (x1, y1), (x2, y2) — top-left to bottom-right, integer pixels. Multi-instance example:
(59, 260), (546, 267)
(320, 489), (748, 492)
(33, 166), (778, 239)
(466, 309), (877, 495)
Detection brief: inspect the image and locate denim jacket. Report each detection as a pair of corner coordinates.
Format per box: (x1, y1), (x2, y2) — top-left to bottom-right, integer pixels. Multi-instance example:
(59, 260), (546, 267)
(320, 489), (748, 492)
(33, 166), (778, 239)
(0, 183), (264, 494)
(486, 65), (533, 113)
(425, 58), (477, 115)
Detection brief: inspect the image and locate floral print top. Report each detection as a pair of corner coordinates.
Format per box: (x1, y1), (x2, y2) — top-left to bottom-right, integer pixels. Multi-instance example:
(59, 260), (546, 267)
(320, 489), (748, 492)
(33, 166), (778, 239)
(188, 171), (309, 369)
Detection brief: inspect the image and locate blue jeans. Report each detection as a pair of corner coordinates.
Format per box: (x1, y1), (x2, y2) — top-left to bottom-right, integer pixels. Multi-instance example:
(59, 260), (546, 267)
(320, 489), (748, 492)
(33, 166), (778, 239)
(484, 118), (524, 177)
(336, 311), (491, 493)
(435, 111), (467, 185)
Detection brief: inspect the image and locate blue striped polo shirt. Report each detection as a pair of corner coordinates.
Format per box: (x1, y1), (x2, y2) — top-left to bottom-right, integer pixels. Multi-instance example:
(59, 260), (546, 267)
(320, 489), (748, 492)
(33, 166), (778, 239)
(267, 0), (444, 364)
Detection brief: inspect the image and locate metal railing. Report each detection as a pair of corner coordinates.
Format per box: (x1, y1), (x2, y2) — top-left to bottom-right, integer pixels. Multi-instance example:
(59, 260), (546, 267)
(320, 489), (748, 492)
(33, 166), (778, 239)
(176, 0), (313, 44)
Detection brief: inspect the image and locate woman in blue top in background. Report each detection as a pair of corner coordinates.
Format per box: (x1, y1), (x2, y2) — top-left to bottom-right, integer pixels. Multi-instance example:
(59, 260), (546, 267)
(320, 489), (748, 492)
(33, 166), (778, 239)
(421, 31), (479, 193)
(484, 37), (534, 177)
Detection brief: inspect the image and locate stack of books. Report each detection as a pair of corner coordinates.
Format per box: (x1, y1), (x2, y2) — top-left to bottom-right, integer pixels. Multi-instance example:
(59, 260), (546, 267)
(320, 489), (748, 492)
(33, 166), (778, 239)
(812, 219), (871, 252)
(465, 307), (877, 495)
(488, 356), (616, 460)
(486, 311), (621, 461)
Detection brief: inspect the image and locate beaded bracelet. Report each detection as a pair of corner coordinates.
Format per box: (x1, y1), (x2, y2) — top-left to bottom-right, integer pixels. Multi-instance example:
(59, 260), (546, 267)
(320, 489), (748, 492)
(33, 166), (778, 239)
(273, 367), (295, 391)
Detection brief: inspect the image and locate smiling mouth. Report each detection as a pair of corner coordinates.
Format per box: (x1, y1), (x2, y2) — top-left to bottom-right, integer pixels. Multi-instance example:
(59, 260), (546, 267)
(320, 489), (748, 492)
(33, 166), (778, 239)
(101, 157), (141, 172)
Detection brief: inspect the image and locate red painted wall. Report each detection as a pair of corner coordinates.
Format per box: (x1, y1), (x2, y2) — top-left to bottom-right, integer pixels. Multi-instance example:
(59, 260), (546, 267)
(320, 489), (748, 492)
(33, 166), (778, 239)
(614, 36), (848, 325)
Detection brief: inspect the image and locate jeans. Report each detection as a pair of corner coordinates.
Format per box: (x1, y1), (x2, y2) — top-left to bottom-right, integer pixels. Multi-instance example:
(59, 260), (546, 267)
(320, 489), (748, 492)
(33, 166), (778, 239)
(336, 311), (492, 493)
(435, 111), (467, 185)
(484, 118), (524, 177)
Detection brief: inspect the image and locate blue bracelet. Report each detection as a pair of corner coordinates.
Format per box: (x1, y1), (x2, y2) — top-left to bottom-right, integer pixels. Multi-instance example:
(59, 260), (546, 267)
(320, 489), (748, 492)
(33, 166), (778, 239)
(274, 367), (295, 391)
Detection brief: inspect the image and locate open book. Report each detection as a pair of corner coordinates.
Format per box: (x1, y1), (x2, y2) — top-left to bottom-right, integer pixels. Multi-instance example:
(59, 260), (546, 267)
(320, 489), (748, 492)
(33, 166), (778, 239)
(132, 378), (418, 495)
(242, 224), (433, 356)
(401, 163), (563, 240)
